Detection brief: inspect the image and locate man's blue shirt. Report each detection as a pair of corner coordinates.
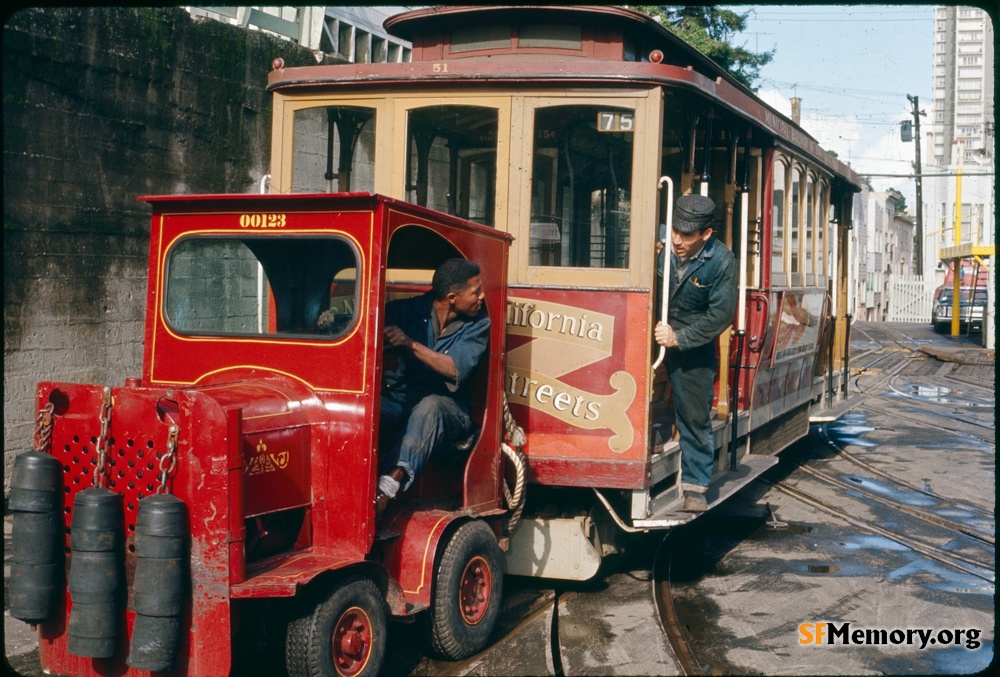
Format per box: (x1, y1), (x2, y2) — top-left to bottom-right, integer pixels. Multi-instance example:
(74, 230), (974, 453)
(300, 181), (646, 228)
(383, 291), (490, 411)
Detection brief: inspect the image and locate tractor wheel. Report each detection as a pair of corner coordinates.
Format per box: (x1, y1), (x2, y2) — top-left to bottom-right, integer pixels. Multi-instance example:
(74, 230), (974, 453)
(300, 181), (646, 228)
(286, 574), (387, 677)
(428, 520), (504, 660)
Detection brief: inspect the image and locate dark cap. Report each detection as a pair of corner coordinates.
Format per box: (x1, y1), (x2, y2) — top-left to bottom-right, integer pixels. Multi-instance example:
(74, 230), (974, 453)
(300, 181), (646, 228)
(673, 194), (716, 234)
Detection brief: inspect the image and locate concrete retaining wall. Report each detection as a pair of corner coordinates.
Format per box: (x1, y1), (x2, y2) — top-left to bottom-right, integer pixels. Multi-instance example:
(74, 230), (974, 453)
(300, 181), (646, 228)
(3, 7), (317, 494)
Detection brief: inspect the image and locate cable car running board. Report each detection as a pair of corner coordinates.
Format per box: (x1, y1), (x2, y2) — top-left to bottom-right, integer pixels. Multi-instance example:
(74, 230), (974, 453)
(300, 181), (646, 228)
(632, 455), (778, 529)
(809, 390), (864, 423)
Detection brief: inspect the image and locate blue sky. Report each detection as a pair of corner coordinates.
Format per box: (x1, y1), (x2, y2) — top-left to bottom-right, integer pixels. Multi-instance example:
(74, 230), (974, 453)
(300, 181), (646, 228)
(740, 4), (936, 203)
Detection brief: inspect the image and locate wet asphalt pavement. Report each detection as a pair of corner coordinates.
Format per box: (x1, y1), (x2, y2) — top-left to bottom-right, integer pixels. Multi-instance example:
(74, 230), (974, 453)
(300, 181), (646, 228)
(5, 322), (994, 676)
(664, 322), (994, 675)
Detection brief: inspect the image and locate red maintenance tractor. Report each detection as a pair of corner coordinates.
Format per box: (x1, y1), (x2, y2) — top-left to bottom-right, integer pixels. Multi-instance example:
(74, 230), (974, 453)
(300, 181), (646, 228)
(9, 193), (517, 677)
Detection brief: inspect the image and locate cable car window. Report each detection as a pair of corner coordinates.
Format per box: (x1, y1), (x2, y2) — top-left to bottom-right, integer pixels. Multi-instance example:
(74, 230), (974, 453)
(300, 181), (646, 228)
(805, 173), (815, 285)
(292, 106), (376, 193)
(818, 181), (828, 282)
(529, 105), (634, 268)
(771, 158), (787, 284)
(451, 25), (511, 52)
(164, 236), (359, 339)
(405, 105), (498, 226)
(518, 25), (582, 49)
(790, 164), (803, 281)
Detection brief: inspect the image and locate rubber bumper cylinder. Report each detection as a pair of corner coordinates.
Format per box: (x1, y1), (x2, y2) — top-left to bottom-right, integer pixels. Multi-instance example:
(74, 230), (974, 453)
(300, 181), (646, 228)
(67, 487), (123, 658)
(8, 451), (64, 623)
(127, 493), (189, 672)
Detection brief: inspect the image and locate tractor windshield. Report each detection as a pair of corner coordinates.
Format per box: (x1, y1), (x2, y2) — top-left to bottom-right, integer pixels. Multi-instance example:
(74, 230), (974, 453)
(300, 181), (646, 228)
(164, 235), (359, 339)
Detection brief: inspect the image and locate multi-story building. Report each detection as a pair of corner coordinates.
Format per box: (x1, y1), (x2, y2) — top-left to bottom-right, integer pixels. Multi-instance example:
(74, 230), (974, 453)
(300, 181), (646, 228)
(924, 5), (994, 279)
(185, 6), (413, 63)
(929, 6), (994, 168)
(852, 187), (917, 322)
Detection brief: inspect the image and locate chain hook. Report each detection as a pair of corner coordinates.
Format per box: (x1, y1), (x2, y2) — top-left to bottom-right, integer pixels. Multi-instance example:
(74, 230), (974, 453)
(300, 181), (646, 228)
(157, 424), (180, 495)
(33, 402), (55, 454)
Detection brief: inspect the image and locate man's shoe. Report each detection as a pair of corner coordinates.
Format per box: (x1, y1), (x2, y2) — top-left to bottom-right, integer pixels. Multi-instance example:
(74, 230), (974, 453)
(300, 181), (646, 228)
(681, 491), (708, 513)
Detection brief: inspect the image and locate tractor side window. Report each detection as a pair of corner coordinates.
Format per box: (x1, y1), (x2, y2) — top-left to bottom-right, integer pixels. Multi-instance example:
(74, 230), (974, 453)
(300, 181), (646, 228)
(164, 236), (360, 339)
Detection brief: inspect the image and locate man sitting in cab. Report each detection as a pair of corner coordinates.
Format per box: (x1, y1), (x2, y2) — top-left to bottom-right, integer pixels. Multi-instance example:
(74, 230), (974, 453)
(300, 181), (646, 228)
(375, 258), (489, 521)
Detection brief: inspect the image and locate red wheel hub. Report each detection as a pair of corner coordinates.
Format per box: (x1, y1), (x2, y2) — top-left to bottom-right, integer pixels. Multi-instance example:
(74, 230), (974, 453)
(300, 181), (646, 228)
(459, 555), (492, 625)
(332, 606), (372, 676)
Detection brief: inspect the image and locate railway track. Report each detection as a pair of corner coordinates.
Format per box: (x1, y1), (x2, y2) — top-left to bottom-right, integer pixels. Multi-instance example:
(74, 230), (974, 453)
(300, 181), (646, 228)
(652, 532), (704, 676)
(647, 323), (994, 676)
(816, 425), (994, 532)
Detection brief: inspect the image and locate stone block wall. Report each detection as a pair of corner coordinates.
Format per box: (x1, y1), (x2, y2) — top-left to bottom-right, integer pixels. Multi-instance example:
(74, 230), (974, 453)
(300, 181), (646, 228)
(3, 7), (316, 494)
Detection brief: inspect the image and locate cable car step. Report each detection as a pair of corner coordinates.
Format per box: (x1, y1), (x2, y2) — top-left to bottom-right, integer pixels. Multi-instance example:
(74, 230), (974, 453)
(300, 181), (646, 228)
(633, 455), (778, 529)
(809, 390), (864, 423)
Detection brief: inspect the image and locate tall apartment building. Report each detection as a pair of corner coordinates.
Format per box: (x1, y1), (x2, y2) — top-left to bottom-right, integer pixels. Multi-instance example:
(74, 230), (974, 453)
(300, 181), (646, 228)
(929, 5), (994, 168)
(924, 6), (994, 260)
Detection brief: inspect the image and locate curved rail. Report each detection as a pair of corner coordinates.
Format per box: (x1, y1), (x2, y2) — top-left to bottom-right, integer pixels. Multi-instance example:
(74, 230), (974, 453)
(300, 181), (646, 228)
(652, 531), (706, 676)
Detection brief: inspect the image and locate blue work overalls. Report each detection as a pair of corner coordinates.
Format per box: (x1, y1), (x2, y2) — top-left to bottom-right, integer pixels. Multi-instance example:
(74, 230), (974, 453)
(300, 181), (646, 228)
(665, 236), (737, 492)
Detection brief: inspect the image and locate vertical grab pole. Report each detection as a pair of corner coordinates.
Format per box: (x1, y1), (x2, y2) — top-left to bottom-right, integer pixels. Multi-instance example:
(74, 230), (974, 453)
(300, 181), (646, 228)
(842, 217), (853, 399)
(699, 110), (714, 197)
(652, 176), (674, 371)
(830, 215), (840, 396)
(729, 131), (751, 471)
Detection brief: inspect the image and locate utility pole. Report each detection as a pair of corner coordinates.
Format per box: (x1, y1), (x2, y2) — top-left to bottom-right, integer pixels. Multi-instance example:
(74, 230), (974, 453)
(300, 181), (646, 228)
(907, 94), (926, 276)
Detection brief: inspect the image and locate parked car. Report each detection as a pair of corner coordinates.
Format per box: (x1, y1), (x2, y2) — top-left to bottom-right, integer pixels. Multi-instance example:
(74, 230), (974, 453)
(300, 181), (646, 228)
(932, 285), (987, 332)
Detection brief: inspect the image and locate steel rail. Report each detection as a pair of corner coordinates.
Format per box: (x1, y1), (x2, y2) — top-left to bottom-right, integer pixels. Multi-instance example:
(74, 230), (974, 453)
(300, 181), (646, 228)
(794, 461), (995, 546)
(651, 531), (706, 676)
(763, 479), (995, 584)
(816, 424), (995, 522)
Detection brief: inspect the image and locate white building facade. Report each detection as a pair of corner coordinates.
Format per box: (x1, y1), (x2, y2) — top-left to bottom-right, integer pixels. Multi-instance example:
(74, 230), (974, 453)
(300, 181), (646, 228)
(185, 6), (414, 64)
(923, 5), (994, 280)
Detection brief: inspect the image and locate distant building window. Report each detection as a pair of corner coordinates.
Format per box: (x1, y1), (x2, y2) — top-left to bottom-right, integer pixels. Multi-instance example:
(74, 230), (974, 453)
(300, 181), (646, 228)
(451, 25), (512, 52)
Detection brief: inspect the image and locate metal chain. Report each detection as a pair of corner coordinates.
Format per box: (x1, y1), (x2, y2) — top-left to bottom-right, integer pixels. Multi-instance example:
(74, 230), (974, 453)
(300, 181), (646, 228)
(33, 403), (55, 454)
(156, 424), (180, 494)
(92, 387), (113, 488)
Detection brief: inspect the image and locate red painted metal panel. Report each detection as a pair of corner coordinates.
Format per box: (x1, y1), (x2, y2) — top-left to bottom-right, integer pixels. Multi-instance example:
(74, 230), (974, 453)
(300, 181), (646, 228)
(230, 551), (360, 599)
(143, 206), (378, 393)
(731, 292), (770, 410)
(36, 382), (235, 677)
(379, 509), (461, 612)
(505, 287), (650, 490)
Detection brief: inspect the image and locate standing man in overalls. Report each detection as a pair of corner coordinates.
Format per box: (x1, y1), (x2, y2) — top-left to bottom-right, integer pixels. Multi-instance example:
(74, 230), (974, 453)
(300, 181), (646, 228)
(654, 195), (737, 512)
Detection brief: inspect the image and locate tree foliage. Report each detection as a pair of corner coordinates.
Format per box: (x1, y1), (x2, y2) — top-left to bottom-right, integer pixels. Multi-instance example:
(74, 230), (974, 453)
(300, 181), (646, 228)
(631, 5), (774, 90)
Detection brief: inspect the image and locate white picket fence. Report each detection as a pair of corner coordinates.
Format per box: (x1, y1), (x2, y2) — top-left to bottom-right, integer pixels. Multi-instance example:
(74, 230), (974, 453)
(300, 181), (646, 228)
(886, 276), (936, 323)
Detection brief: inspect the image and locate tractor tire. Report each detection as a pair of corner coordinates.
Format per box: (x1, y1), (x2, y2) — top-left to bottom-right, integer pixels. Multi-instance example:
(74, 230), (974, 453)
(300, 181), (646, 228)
(286, 574), (387, 677)
(428, 520), (504, 660)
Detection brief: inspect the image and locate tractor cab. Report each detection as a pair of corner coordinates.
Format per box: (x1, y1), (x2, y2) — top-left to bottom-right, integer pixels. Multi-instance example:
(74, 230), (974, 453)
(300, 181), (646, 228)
(14, 192), (512, 677)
